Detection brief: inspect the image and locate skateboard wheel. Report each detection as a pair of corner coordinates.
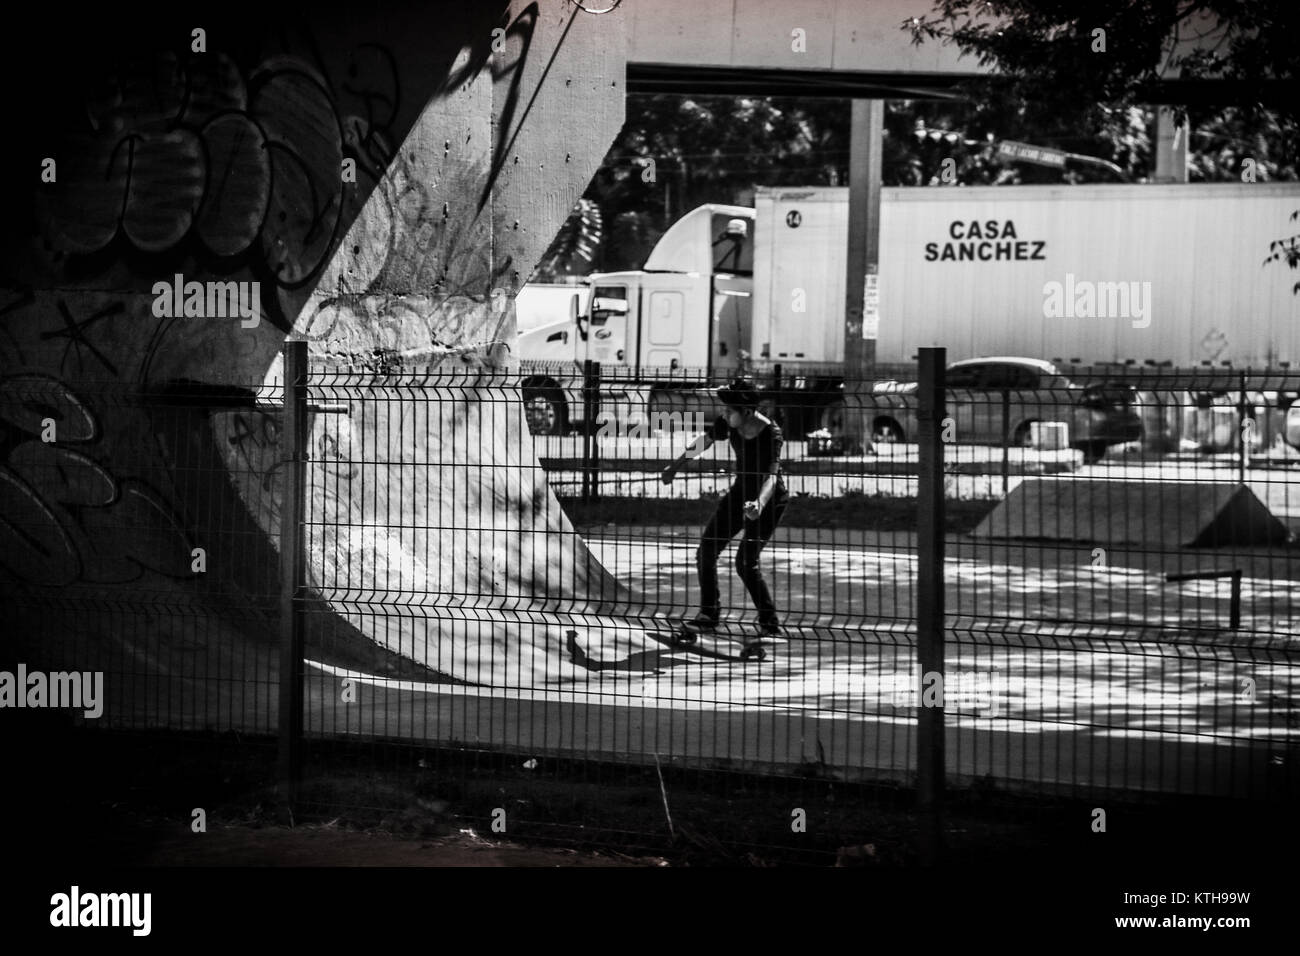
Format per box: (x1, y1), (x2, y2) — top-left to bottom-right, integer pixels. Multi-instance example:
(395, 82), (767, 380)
(740, 644), (766, 661)
(675, 630), (698, 647)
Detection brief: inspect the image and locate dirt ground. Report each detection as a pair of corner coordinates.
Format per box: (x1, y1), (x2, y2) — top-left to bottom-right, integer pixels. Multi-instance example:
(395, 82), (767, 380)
(110, 817), (664, 867)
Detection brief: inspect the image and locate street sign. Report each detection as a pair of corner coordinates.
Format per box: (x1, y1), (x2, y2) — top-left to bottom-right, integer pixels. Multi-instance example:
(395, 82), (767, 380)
(863, 269), (879, 340)
(997, 140), (1067, 168)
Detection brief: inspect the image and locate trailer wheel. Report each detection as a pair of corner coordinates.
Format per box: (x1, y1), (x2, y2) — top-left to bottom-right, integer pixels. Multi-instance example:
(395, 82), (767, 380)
(523, 386), (568, 436)
(872, 418), (905, 444)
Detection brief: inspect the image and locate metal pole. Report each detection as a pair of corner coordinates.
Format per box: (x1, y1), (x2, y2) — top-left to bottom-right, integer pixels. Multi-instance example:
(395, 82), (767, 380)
(591, 361), (602, 501)
(916, 347), (946, 866)
(581, 360), (591, 502)
(1230, 571), (1242, 630)
(1153, 107), (1189, 184)
(771, 362), (784, 431)
(1001, 388), (1011, 496)
(1238, 370), (1248, 484)
(843, 99), (882, 454)
(582, 359), (600, 502)
(278, 339), (308, 812)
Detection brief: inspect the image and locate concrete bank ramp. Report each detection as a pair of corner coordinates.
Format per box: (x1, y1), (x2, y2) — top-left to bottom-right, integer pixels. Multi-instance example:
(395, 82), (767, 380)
(214, 368), (658, 687)
(972, 478), (1289, 547)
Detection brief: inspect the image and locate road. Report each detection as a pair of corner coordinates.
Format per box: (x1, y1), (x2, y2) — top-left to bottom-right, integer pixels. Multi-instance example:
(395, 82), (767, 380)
(538, 436), (1300, 524)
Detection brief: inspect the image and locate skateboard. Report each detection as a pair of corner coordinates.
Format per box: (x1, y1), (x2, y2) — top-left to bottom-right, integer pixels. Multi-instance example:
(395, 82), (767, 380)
(654, 621), (786, 662)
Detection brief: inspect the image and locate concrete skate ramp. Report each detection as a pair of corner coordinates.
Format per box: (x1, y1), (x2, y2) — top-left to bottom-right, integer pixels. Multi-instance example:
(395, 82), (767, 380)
(972, 478), (1289, 547)
(1, 2), (658, 706)
(211, 373), (651, 687)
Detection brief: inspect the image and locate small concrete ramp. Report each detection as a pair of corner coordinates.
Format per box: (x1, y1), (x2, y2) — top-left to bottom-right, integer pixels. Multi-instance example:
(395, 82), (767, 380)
(972, 479), (1289, 547)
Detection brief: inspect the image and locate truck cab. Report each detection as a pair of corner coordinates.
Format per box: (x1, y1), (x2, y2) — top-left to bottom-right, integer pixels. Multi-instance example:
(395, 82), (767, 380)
(518, 205), (755, 434)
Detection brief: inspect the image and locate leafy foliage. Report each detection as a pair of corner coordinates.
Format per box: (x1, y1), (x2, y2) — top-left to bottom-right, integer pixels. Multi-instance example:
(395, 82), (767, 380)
(534, 3), (1297, 278)
(1265, 211), (1300, 294)
(533, 198), (602, 282)
(907, 0), (1300, 290)
(906, 1), (1297, 126)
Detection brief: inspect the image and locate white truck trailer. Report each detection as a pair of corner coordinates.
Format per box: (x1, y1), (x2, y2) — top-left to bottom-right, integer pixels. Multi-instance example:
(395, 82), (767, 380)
(517, 183), (1300, 434)
(758, 182), (1300, 369)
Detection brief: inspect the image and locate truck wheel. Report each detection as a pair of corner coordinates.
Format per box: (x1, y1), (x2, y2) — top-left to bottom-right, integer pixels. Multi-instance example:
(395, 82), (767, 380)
(873, 418), (905, 444)
(523, 387), (568, 436)
(1076, 440), (1107, 463)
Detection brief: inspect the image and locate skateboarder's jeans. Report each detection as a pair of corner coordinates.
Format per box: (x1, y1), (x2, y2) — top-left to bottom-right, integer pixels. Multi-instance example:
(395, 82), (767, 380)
(695, 489), (787, 622)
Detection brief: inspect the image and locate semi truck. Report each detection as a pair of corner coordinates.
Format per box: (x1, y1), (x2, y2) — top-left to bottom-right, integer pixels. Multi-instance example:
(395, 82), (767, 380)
(517, 182), (1300, 439)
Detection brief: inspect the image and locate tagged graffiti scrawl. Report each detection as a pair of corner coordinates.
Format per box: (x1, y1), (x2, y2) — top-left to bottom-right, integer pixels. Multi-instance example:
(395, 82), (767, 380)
(35, 47), (402, 327)
(0, 373), (194, 586)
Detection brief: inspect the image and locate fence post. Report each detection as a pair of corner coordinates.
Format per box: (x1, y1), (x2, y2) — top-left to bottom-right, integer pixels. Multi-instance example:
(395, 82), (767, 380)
(278, 340), (308, 812)
(771, 363), (783, 430)
(591, 362), (601, 501)
(582, 360), (601, 502)
(1230, 570), (1242, 630)
(1237, 370), (1248, 484)
(1001, 387), (1011, 496)
(916, 347), (946, 866)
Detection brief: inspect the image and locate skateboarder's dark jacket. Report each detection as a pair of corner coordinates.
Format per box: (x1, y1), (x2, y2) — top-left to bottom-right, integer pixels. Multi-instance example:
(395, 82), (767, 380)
(706, 415), (789, 505)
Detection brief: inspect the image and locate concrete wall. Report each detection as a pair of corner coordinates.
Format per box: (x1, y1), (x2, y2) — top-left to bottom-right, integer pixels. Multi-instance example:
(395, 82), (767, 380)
(1, 2), (635, 696)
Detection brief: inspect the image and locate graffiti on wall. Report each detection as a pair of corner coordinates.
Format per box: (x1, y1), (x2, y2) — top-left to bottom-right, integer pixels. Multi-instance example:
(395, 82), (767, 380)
(1, 2), (638, 688)
(0, 370), (194, 587)
(2, 9), (539, 591)
(35, 47), (403, 332)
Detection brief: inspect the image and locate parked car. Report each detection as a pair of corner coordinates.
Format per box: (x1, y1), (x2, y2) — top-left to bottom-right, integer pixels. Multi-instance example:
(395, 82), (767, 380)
(832, 356), (1142, 462)
(1286, 397), (1300, 450)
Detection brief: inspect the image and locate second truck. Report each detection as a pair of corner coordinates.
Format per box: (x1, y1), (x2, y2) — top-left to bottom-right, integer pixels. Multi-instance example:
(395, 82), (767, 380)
(516, 182), (1300, 451)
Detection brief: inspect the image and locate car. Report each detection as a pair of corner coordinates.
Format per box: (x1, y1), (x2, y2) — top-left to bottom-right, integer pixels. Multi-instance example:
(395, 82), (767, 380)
(849, 356), (1143, 462)
(1286, 397), (1300, 450)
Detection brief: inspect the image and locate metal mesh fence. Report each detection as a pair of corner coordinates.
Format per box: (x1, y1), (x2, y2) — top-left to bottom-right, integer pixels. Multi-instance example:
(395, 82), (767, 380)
(3, 354), (1297, 857)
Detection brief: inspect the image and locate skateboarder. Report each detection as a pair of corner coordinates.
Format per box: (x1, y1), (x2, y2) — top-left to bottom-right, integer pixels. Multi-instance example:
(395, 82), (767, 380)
(661, 378), (789, 644)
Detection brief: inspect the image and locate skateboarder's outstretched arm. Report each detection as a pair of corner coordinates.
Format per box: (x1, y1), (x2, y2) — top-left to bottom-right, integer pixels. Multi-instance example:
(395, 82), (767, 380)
(743, 459), (783, 520)
(660, 426), (717, 484)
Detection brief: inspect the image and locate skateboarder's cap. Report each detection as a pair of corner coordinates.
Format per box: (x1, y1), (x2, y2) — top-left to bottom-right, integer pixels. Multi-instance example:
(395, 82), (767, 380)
(717, 378), (760, 410)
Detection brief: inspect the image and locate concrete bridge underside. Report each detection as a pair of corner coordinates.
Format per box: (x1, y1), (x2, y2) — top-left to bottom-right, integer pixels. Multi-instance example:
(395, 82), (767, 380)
(2, 2), (641, 696)
(0, 1), (1276, 733)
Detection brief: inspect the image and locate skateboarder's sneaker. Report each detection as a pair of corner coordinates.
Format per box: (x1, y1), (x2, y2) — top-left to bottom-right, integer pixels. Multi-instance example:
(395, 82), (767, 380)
(756, 617), (784, 639)
(682, 612), (719, 634)
(676, 611), (718, 647)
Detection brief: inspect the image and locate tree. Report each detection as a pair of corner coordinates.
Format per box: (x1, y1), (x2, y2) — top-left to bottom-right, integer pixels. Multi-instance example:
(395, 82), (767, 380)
(907, 1), (1300, 290)
(1267, 211), (1300, 294)
(544, 4), (1297, 278)
(533, 199), (602, 282)
(906, 1), (1297, 128)
(577, 95), (854, 271)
